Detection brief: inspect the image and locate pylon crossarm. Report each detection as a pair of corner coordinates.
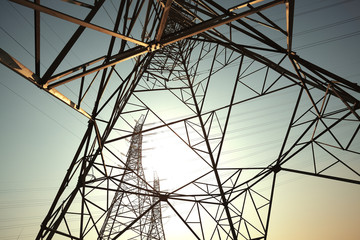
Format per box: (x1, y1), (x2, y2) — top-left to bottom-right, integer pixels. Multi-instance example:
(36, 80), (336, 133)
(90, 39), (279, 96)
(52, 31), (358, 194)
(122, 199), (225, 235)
(0, 48), (92, 119)
(10, 0), (148, 47)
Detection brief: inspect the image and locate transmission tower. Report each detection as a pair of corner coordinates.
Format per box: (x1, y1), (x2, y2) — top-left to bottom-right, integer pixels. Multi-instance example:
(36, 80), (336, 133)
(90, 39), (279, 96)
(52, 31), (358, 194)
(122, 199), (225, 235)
(147, 173), (166, 240)
(1, 0), (359, 239)
(99, 115), (165, 240)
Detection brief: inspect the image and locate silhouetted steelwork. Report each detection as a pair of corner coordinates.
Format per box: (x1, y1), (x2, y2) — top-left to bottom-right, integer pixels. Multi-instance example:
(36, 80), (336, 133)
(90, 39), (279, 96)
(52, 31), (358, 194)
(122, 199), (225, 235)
(1, 0), (359, 239)
(99, 115), (165, 240)
(147, 174), (166, 240)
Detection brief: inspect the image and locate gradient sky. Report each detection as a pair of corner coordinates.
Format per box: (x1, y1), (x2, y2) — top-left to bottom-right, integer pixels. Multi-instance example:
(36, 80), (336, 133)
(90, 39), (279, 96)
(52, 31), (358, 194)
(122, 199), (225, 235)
(0, 0), (359, 239)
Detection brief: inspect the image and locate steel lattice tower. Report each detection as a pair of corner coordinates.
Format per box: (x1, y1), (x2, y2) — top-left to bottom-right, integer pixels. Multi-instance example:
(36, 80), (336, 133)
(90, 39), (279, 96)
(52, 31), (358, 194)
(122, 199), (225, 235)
(0, 0), (359, 239)
(147, 174), (166, 240)
(99, 115), (165, 240)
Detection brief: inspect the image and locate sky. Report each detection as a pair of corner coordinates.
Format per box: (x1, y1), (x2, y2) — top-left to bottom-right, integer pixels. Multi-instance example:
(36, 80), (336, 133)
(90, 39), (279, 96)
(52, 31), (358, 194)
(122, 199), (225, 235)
(0, 0), (360, 239)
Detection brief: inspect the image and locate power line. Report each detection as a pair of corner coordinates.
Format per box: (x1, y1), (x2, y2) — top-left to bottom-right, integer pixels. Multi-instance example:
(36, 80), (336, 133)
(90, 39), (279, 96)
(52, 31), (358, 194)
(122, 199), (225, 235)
(0, 26), (34, 59)
(6, 1), (96, 109)
(0, 81), (81, 140)
(293, 16), (360, 37)
(295, 0), (356, 18)
(295, 30), (360, 51)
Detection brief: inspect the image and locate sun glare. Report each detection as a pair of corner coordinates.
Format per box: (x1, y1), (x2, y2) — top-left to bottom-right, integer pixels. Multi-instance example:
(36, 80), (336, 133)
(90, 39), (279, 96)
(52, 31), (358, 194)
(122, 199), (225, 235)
(142, 127), (209, 193)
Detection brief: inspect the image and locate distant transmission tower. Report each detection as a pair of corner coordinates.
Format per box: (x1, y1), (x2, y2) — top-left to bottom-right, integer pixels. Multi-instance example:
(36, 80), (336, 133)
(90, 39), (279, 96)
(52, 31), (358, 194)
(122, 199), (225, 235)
(1, 0), (359, 239)
(99, 115), (165, 240)
(147, 173), (166, 240)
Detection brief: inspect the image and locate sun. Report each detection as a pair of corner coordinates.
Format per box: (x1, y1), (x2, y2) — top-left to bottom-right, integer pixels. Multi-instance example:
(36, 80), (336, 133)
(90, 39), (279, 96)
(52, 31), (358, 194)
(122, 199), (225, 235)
(142, 126), (209, 193)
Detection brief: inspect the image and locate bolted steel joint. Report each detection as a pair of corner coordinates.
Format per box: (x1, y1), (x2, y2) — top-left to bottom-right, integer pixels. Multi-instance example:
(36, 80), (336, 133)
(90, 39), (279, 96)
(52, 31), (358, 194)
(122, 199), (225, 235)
(147, 43), (162, 52)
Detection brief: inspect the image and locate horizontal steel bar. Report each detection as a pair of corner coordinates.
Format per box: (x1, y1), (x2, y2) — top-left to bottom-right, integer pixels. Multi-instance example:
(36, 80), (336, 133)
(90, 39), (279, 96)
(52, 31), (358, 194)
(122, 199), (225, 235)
(62, 0), (94, 9)
(46, 55), (107, 84)
(0, 48), (41, 84)
(48, 47), (148, 88)
(10, 0), (148, 47)
(281, 167), (360, 185)
(0, 48), (91, 119)
(229, 0), (266, 12)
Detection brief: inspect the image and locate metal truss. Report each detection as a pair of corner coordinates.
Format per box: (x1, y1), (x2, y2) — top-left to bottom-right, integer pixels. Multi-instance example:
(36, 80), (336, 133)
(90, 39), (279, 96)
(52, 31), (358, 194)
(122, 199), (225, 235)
(1, 0), (359, 239)
(99, 115), (165, 240)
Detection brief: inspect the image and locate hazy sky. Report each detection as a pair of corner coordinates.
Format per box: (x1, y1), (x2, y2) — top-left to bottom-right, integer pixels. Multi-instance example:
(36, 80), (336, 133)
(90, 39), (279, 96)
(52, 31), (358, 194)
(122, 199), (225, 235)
(0, 0), (359, 239)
